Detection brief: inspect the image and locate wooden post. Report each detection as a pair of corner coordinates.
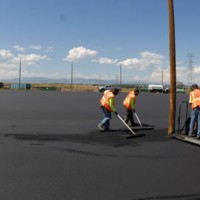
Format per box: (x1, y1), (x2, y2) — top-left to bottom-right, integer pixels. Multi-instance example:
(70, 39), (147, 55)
(168, 0), (176, 135)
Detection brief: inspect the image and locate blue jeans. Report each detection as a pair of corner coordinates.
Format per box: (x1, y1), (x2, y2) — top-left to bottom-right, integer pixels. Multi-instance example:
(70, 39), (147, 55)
(100, 106), (112, 130)
(189, 107), (200, 137)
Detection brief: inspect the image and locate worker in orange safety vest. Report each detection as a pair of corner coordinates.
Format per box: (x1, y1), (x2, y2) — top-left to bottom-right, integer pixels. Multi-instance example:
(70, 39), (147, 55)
(123, 88), (140, 126)
(98, 88), (119, 131)
(188, 84), (200, 139)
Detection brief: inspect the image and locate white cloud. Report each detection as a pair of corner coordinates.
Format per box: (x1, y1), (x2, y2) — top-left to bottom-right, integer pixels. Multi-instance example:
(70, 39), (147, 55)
(0, 45), (52, 78)
(0, 46), (196, 85)
(184, 65), (200, 85)
(64, 46), (97, 62)
(150, 68), (169, 84)
(0, 48), (52, 80)
(140, 51), (165, 70)
(30, 45), (42, 50)
(0, 49), (14, 59)
(140, 51), (165, 60)
(14, 45), (25, 52)
(17, 54), (48, 66)
(0, 68), (18, 79)
(118, 51), (165, 71)
(146, 62), (200, 85)
(193, 65), (200, 73)
(92, 57), (118, 64)
(0, 61), (19, 79)
(46, 46), (55, 52)
(118, 58), (140, 69)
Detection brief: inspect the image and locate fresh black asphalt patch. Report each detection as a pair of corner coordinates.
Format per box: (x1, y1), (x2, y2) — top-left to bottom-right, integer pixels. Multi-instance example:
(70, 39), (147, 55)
(5, 129), (169, 147)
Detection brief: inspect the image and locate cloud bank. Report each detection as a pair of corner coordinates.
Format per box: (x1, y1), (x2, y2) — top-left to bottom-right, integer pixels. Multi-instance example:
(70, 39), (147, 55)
(0, 45), (198, 84)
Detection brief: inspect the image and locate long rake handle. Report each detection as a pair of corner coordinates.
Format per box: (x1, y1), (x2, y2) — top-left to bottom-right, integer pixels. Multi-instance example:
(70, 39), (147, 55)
(134, 112), (142, 127)
(117, 114), (136, 135)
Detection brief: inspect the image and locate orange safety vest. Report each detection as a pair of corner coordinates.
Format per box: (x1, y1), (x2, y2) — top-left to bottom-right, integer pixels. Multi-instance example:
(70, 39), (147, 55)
(190, 89), (200, 109)
(100, 90), (114, 111)
(123, 91), (136, 109)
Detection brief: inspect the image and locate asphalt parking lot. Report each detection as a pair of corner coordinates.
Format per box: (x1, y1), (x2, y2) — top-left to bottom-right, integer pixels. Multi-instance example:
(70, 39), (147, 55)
(0, 90), (199, 200)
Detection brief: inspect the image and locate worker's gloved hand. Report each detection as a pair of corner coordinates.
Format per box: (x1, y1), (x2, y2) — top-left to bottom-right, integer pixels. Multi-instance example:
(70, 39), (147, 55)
(114, 111), (118, 115)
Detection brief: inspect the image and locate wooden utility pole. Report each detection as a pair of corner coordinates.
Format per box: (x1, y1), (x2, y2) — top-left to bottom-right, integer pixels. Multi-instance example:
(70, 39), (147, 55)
(168, 0), (176, 135)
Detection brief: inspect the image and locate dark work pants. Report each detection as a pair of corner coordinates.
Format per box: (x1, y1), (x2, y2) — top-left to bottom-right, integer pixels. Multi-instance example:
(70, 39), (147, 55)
(124, 108), (134, 125)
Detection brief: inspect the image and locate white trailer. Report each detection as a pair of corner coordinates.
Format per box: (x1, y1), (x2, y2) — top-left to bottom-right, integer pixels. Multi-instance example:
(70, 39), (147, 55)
(148, 84), (169, 93)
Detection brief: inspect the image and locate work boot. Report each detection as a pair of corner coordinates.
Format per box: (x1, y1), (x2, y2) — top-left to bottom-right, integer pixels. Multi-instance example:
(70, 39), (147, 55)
(192, 133), (197, 137)
(188, 132), (193, 137)
(189, 132), (196, 137)
(98, 123), (105, 132)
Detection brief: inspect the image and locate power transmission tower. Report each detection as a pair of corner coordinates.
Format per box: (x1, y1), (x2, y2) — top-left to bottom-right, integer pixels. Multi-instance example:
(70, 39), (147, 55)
(187, 53), (195, 86)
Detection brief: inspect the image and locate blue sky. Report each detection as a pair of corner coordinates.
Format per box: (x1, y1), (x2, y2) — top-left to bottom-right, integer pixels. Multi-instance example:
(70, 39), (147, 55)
(0, 0), (200, 85)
